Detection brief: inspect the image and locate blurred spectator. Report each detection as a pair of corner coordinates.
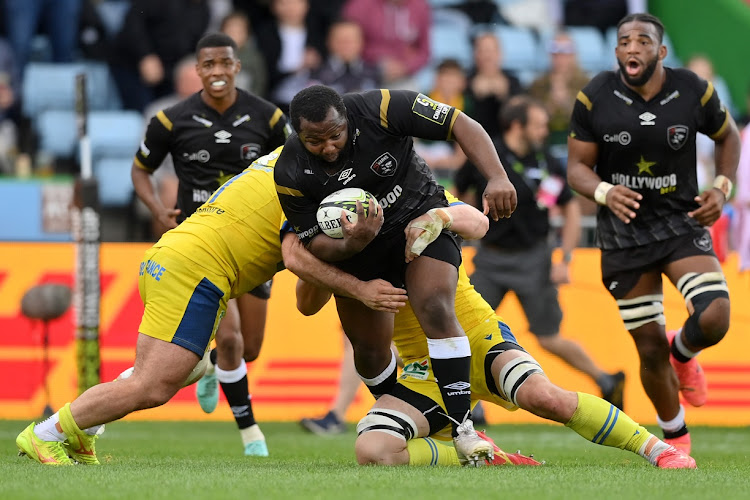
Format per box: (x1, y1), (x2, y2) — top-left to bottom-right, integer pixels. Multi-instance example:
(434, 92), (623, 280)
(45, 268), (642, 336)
(342, 0), (431, 90)
(78, 0), (110, 62)
(3, 0), (82, 72)
(414, 59), (470, 179)
(136, 56), (203, 239)
(309, 20), (380, 94)
(685, 54), (735, 117)
(0, 38), (18, 174)
(549, 0), (646, 33)
(528, 31), (590, 149)
(466, 31), (522, 140)
(207, 0), (234, 32)
(221, 11), (268, 96)
(309, 0), (348, 35)
(254, 0), (326, 111)
(108, 0), (209, 112)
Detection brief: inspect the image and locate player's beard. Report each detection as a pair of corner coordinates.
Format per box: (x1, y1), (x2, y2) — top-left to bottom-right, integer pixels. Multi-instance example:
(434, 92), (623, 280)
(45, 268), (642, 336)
(618, 56), (659, 87)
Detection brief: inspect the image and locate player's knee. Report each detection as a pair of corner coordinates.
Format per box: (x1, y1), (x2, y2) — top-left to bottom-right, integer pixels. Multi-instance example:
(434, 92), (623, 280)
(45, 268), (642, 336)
(217, 329), (243, 354)
(355, 433), (404, 465)
(694, 296), (730, 344)
(679, 272), (730, 345)
(414, 297), (457, 335)
(138, 381), (181, 409)
(356, 409), (416, 465)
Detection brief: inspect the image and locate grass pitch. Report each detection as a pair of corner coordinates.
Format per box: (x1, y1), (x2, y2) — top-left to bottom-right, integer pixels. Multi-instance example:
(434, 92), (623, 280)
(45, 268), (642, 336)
(1, 420), (748, 500)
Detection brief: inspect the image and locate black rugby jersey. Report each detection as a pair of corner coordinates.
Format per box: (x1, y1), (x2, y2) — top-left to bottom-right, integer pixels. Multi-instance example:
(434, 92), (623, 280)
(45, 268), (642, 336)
(134, 89), (291, 221)
(275, 89), (456, 243)
(570, 68), (728, 250)
(455, 139), (572, 249)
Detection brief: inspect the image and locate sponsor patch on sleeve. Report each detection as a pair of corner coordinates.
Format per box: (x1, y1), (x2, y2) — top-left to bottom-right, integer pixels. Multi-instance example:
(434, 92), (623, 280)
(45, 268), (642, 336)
(412, 93), (451, 125)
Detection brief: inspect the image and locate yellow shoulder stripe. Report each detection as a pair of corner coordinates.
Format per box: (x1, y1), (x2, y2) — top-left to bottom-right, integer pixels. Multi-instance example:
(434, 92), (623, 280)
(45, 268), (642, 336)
(156, 110), (173, 131)
(276, 184), (304, 197)
(269, 108), (283, 128)
(379, 89), (391, 128)
(709, 110), (729, 139)
(133, 157), (153, 172)
(447, 109), (461, 140)
(576, 91), (592, 111)
(701, 81), (714, 107)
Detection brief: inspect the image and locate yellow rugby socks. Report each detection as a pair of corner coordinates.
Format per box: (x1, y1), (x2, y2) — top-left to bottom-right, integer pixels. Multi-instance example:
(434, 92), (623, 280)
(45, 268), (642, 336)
(407, 437), (461, 466)
(565, 392), (652, 454)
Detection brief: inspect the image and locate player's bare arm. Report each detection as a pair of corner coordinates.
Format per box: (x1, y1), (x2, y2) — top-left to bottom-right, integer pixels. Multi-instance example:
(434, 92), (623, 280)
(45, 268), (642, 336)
(451, 112), (517, 220)
(131, 162), (180, 230)
(404, 203), (489, 263)
(282, 232), (407, 314)
(567, 136), (642, 224)
(688, 114), (740, 226)
(307, 198), (383, 261)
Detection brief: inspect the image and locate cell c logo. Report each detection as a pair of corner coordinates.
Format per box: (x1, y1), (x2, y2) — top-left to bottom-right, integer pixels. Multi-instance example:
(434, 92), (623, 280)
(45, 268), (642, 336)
(603, 131), (631, 146)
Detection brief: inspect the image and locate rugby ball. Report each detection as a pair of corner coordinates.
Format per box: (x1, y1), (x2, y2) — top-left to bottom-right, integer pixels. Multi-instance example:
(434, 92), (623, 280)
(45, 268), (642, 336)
(316, 188), (379, 239)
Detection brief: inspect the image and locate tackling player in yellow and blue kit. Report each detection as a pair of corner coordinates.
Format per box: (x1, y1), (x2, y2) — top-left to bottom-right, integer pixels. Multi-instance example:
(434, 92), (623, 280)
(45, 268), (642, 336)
(137, 147), (286, 356)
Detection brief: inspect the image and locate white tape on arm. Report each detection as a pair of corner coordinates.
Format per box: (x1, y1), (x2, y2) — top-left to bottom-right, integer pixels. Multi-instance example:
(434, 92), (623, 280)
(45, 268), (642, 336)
(407, 208), (453, 256)
(594, 182), (614, 205)
(713, 175), (733, 200)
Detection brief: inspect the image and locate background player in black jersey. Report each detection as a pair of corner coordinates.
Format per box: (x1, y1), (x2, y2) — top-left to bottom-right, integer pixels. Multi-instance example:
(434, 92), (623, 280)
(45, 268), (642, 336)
(456, 95), (627, 410)
(131, 33), (292, 456)
(274, 85), (517, 464)
(567, 13), (740, 454)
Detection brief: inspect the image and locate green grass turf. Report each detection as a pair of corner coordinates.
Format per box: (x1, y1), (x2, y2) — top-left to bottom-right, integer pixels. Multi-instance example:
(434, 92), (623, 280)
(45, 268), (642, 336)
(1, 420), (748, 500)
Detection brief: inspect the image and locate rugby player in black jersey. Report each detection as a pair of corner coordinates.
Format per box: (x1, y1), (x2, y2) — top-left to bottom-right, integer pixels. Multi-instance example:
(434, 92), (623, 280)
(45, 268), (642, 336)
(131, 33), (292, 456)
(274, 85), (517, 464)
(567, 13), (740, 454)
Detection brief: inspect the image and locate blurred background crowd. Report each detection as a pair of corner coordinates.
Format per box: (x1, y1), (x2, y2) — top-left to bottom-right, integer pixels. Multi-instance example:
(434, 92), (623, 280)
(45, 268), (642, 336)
(0, 0), (747, 264)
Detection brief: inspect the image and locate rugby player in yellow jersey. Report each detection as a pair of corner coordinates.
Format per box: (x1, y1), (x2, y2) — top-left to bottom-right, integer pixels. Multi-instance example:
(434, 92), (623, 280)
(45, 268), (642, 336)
(288, 194), (697, 469)
(15, 147), (407, 466)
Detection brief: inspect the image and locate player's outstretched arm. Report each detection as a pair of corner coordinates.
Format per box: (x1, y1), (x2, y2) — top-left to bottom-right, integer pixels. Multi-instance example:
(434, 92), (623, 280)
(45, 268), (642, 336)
(282, 233), (407, 313)
(404, 202), (489, 262)
(689, 114), (740, 226)
(451, 113), (517, 220)
(567, 136), (641, 224)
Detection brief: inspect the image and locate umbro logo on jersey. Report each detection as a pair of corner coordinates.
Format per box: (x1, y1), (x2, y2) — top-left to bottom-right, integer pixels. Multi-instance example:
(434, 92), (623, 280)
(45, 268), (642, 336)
(609, 281), (619, 291)
(639, 112), (656, 125)
(214, 130), (232, 143)
(443, 381), (471, 396)
(338, 168), (356, 185)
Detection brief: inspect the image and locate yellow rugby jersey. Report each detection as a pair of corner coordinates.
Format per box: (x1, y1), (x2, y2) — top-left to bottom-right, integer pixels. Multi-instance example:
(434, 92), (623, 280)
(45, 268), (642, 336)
(154, 147), (286, 299)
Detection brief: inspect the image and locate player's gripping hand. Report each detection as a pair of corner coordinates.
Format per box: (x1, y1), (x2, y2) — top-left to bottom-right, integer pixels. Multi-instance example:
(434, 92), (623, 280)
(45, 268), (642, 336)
(603, 185), (642, 224)
(688, 188), (725, 226)
(341, 196), (383, 253)
(156, 207), (181, 230)
(482, 177), (517, 220)
(355, 279), (408, 313)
